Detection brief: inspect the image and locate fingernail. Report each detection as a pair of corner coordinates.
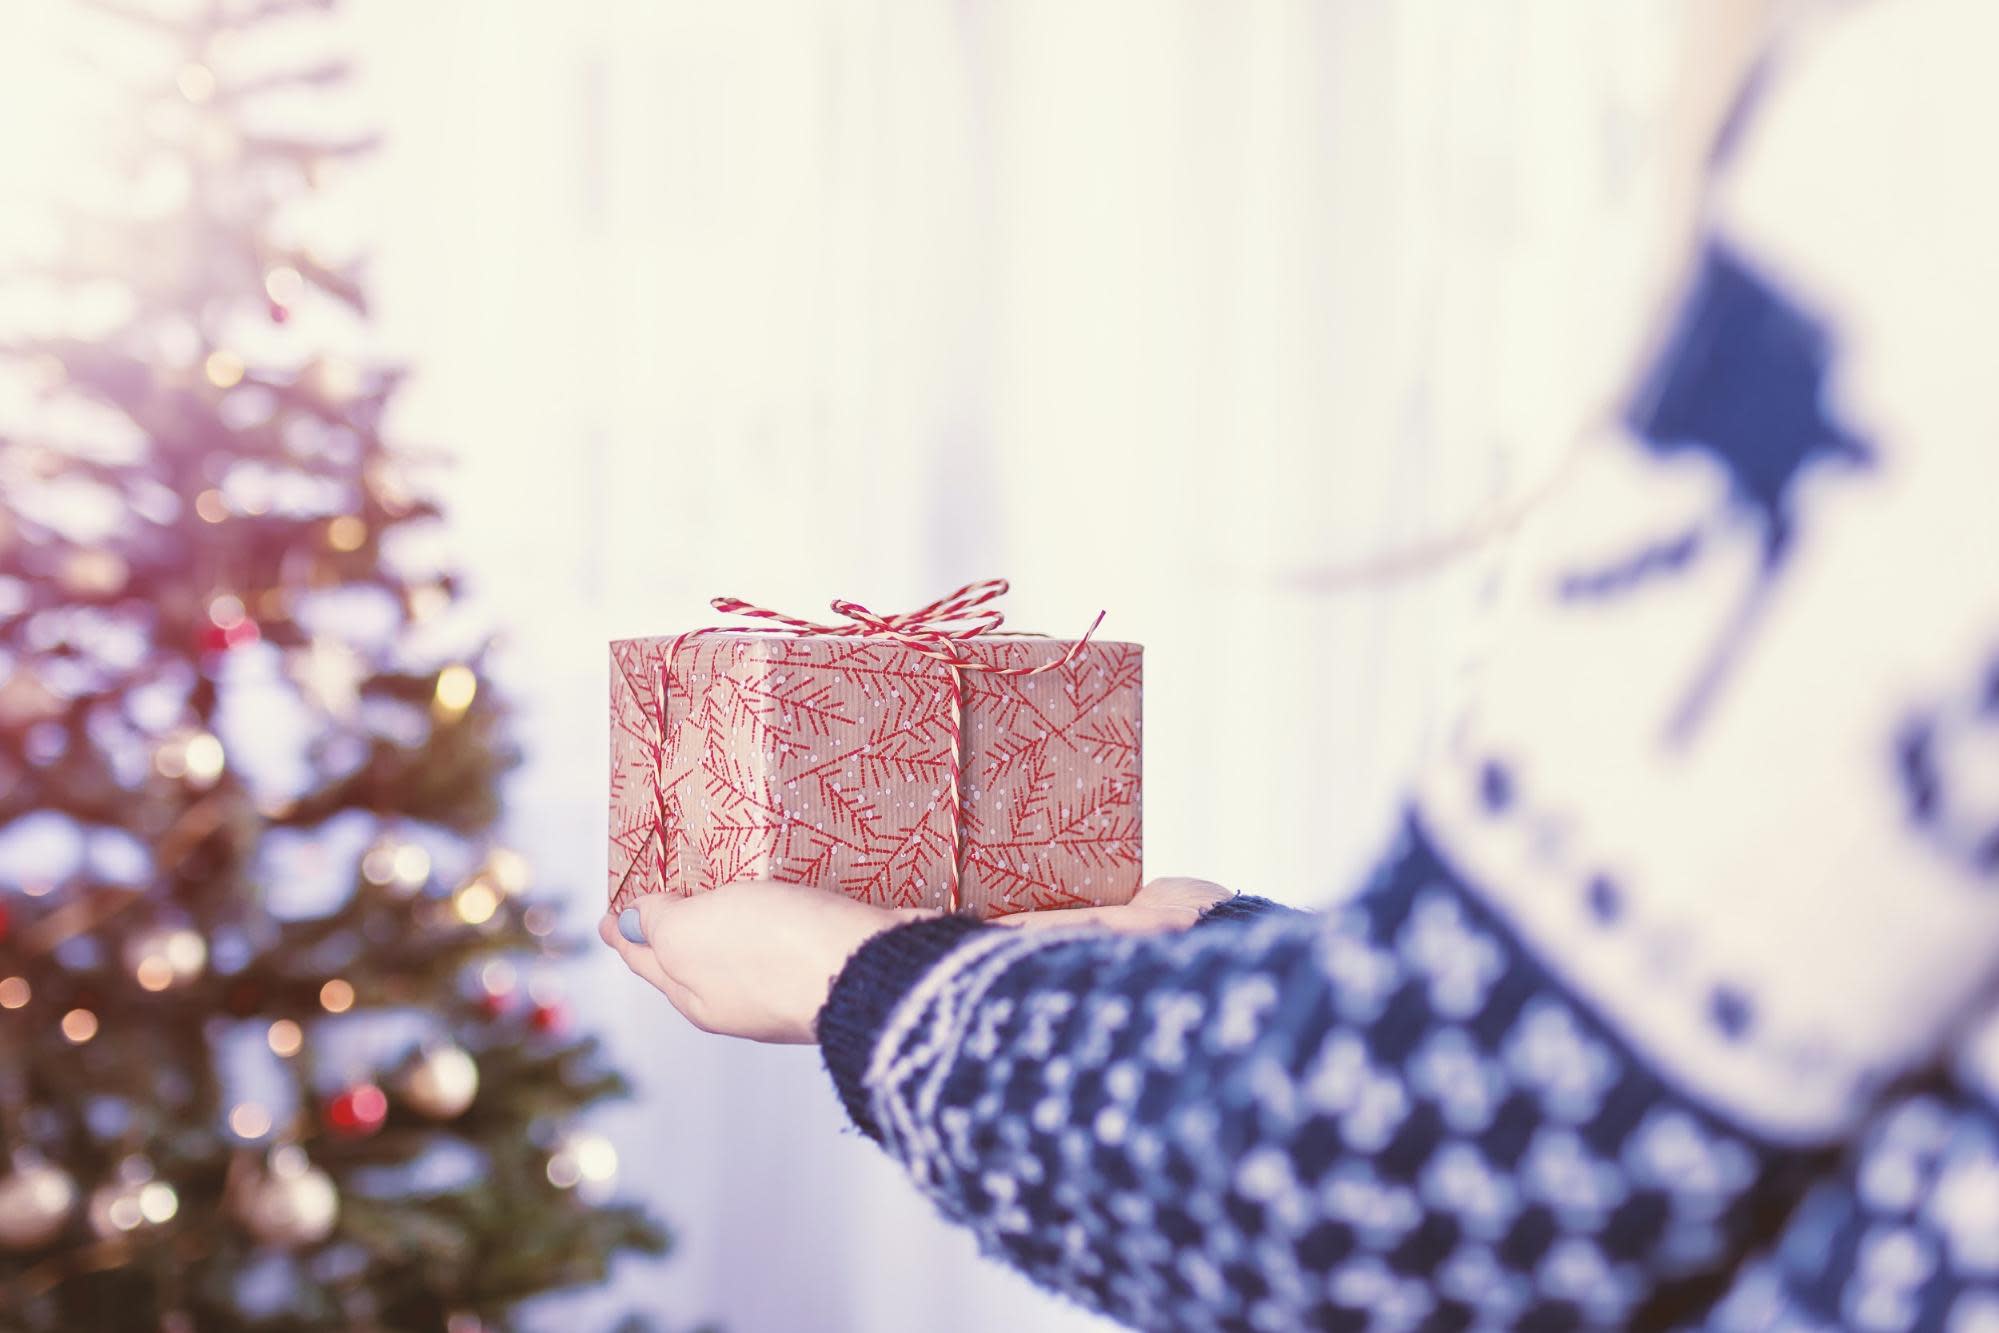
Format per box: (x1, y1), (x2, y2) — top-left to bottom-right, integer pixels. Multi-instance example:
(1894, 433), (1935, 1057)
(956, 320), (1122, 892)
(617, 907), (646, 945)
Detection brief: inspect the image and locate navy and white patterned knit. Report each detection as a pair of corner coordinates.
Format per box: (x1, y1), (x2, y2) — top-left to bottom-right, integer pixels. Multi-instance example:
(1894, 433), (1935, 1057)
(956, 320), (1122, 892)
(818, 2), (1999, 1328)
(820, 827), (1821, 1331)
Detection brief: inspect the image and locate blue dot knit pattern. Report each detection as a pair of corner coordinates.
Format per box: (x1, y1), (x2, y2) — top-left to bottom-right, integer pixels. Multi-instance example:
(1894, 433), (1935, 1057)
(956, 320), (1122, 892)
(822, 823), (1820, 1331)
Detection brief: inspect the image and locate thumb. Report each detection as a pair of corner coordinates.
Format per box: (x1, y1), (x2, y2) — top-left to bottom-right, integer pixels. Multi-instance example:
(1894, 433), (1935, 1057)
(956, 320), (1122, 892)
(1129, 877), (1234, 916)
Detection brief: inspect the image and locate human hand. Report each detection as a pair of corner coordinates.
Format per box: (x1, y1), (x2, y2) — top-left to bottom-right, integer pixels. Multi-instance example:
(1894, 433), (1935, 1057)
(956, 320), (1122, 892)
(600, 876), (1235, 1043)
(599, 881), (929, 1044)
(986, 877), (1234, 933)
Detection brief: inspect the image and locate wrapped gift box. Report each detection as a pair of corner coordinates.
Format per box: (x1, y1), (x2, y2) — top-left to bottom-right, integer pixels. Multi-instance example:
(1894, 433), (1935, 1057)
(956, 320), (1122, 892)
(609, 629), (1141, 919)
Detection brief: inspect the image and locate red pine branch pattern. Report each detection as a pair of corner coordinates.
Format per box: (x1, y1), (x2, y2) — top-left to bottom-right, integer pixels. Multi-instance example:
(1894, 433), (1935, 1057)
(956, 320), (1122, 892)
(610, 633), (1142, 917)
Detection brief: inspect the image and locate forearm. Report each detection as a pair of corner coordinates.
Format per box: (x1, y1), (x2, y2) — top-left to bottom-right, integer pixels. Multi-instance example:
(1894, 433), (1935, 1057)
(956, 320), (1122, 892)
(819, 815), (1818, 1330)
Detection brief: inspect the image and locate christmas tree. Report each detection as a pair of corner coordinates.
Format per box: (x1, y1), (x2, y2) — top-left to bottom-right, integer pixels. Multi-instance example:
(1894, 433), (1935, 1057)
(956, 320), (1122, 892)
(0, 1), (671, 1328)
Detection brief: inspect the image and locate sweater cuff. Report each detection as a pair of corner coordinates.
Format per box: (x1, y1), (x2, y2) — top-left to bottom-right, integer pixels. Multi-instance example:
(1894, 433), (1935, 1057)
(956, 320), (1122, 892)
(1194, 893), (1302, 927)
(818, 914), (993, 1142)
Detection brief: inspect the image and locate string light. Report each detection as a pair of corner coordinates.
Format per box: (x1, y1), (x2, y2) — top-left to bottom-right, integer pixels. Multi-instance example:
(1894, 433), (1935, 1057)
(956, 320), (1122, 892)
(0, 976), (28, 1008)
(229, 1102), (272, 1139)
(573, 1136), (618, 1183)
(325, 514), (367, 552)
(392, 842), (430, 889)
(100, 1192), (142, 1232)
(175, 63), (216, 103)
(266, 1019), (303, 1057)
(312, 358), (360, 398)
(61, 549), (128, 596)
(154, 730), (225, 786)
(360, 840), (395, 885)
(478, 959), (515, 997)
(361, 836), (432, 893)
(61, 1008), (99, 1044)
(153, 740), (187, 779)
(452, 879), (498, 926)
(138, 1181), (178, 1225)
(365, 457), (413, 512)
(164, 931), (205, 973)
(195, 489), (229, 523)
(263, 266), (303, 305)
(92, 1161), (179, 1233)
(125, 926), (208, 992)
(486, 848), (531, 895)
(203, 350), (245, 388)
(318, 978), (354, 1014)
(181, 731), (225, 786)
(433, 664), (477, 716)
(547, 1130), (618, 1194)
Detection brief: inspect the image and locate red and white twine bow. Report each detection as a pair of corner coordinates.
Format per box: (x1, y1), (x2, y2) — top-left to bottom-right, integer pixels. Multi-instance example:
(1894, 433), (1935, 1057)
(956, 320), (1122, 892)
(664, 579), (1106, 913)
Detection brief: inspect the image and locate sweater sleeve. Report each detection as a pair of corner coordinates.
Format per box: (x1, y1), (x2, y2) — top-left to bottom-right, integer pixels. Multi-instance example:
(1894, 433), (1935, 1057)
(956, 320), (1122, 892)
(1704, 1071), (1999, 1331)
(818, 813), (1821, 1330)
(1194, 893), (1304, 929)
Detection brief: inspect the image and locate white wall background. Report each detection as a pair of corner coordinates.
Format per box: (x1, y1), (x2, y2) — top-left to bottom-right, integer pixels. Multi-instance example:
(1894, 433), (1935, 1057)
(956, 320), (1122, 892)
(343, 3), (1692, 1328)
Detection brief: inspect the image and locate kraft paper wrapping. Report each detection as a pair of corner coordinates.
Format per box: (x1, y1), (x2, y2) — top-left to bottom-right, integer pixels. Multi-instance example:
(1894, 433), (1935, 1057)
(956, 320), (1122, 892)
(609, 632), (1141, 919)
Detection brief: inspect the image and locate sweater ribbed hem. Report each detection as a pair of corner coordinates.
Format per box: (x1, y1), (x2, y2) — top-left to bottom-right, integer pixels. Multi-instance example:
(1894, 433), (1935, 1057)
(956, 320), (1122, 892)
(818, 914), (992, 1142)
(1194, 893), (1300, 927)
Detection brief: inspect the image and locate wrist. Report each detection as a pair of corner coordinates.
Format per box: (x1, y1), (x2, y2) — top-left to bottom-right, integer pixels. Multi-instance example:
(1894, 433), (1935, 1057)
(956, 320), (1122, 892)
(810, 900), (917, 1003)
(816, 914), (992, 1139)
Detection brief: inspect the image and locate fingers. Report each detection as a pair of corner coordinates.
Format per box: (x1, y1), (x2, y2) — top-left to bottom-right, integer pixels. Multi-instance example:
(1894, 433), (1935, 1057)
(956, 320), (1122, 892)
(632, 890), (687, 954)
(598, 905), (707, 1023)
(1131, 877), (1234, 914)
(987, 878), (1234, 934)
(991, 905), (1191, 935)
(991, 906), (1129, 932)
(597, 910), (671, 988)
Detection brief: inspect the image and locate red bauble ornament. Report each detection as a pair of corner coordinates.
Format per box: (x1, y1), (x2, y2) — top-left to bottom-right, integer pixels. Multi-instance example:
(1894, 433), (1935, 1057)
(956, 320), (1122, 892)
(0, 901), (10, 944)
(478, 991), (509, 1020)
(528, 1002), (566, 1035)
(324, 1083), (388, 1137)
(197, 619), (261, 655)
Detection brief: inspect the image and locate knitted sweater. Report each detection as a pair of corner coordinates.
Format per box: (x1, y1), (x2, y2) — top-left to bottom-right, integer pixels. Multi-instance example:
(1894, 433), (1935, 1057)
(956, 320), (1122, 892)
(820, 3), (1999, 1328)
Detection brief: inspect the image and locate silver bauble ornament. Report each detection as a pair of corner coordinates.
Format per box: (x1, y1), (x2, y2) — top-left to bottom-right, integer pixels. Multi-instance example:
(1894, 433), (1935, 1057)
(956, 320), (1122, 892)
(0, 1154), (76, 1250)
(401, 1043), (479, 1120)
(234, 1146), (338, 1246)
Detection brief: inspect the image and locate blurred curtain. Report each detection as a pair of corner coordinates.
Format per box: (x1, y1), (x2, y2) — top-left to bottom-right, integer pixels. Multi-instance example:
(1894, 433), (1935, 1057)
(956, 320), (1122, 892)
(345, 1), (1687, 1328)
